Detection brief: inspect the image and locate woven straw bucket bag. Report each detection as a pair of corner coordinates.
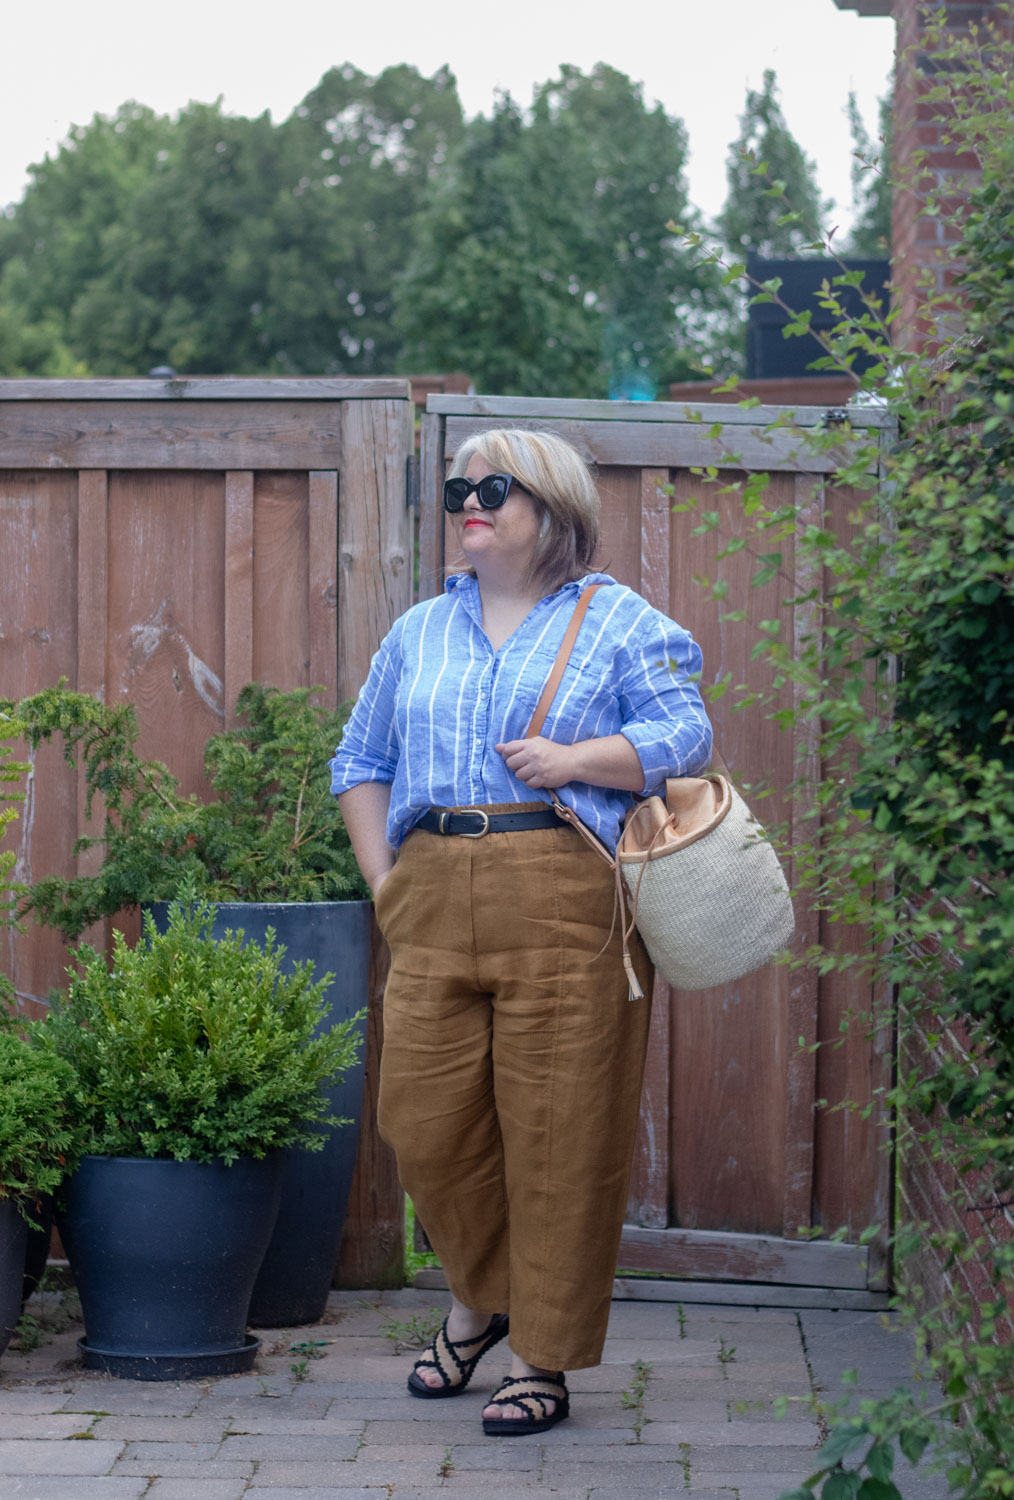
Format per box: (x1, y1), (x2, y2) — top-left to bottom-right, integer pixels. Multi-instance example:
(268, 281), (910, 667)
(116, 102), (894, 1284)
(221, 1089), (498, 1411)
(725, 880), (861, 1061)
(615, 774), (795, 991)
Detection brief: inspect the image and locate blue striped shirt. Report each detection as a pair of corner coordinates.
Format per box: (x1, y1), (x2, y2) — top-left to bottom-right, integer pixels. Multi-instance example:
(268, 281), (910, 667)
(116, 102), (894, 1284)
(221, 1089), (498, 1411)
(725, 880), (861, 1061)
(329, 571), (713, 852)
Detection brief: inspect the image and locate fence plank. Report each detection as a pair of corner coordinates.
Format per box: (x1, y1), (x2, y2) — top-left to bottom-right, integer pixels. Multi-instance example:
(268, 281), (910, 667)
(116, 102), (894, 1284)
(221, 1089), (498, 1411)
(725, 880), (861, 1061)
(75, 471), (111, 954)
(444, 415), (871, 474)
(418, 413), (446, 601)
(0, 378), (411, 402)
(428, 393), (896, 430)
(337, 400), (413, 698)
(308, 471), (339, 704)
(336, 923), (404, 1289)
(335, 399), (413, 1285)
(618, 1224), (869, 1289)
(0, 402), (344, 470)
(782, 474), (824, 1240)
(626, 469), (674, 1229)
(224, 472), (254, 726)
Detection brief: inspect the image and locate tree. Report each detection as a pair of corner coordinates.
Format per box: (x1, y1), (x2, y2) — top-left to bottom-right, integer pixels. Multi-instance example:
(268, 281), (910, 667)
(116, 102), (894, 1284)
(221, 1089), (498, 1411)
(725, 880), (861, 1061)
(719, 70), (830, 257)
(396, 65), (729, 396)
(845, 89), (892, 256)
(0, 67), (464, 377)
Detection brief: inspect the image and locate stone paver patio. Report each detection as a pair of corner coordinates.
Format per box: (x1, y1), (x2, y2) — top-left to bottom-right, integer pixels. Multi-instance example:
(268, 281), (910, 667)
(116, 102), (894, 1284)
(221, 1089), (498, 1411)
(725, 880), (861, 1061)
(0, 1288), (949, 1500)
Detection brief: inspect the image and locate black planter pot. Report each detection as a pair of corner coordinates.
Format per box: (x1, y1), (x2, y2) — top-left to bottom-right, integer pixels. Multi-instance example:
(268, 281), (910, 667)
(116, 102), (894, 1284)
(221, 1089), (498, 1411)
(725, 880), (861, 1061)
(0, 1200), (27, 1361)
(21, 1197), (53, 1307)
(148, 899), (371, 1327)
(58, 1153), (284, 1380)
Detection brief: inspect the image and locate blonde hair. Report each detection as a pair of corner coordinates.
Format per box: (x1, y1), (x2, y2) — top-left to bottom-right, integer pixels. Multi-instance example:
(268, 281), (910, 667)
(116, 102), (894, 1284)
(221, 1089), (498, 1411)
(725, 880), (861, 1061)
(448, 429), (600, 592)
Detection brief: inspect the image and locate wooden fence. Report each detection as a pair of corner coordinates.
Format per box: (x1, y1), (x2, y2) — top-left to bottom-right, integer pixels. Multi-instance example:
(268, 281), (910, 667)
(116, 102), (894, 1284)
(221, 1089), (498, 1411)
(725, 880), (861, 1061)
(421, 393), (897, 1307)
(0, 376), (414, 1286)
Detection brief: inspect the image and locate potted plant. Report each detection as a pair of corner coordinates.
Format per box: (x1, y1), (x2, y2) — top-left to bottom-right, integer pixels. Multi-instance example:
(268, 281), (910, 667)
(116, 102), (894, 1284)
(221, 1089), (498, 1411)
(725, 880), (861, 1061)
(33, 885), (362, 1379)
(0, 1031), (80, 1362)
(0, 713), (76, 1354)
(14, 682), (372, 1326)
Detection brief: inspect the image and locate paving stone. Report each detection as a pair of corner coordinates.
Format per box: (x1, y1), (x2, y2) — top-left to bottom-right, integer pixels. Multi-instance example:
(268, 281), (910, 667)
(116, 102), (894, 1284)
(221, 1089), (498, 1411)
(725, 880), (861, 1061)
(442, 1442), (542, 1471)
(0, 1414), (97, 1438)
(567, 1364), (637, 1392)
(543, 1458), (687, 1488)
(690, 1478), (812, 1497)
(390, 1490), (582, 1500)
(0, 1439), (125, 1474)
(62, 1387), (202, 1416)
(217, 1432), (360, 1460)
(145, 1482), (249, 1500)
(0, 1393), (72, 1416)
(431, 1474), (543, 1490)
(120, 1440), (220, 1463)
(110, 1460), (255, 1480)
(378, 1288), (452, 1309)
(245, 1491), (382, 1500)
(255, 1456), (436, 1485)
(640, 1400), (732, 1424)
(0, 1480), (148, 1499)
(533, 1424), (636, 1449)
(690, 1445), (821, 1473)
(646, 1419), (818, 1447)
(91, 1417), (228, 1442)
(360, 1417), (481, 1444)
(602, 1338), (718, 1364)
(194, 1394), (335, 1420)
(226, 1415), (364, 1436)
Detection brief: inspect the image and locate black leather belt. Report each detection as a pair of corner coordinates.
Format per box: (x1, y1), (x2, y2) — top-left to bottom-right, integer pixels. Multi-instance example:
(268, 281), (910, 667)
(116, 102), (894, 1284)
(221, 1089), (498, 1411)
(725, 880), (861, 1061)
(416, 807), (560, 838)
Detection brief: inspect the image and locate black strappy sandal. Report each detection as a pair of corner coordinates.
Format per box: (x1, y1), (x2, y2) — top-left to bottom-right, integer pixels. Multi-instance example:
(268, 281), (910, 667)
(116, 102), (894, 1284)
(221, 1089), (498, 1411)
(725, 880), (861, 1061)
(407, 1312), (509, 1399)
(481, 1371), (570, 1435)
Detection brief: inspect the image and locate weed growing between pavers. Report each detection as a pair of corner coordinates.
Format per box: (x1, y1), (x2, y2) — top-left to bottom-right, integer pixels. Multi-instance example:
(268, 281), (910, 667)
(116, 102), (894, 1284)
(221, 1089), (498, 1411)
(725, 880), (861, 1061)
(377, 1307), (444, 1354)
(619, 1358), (654, 1442)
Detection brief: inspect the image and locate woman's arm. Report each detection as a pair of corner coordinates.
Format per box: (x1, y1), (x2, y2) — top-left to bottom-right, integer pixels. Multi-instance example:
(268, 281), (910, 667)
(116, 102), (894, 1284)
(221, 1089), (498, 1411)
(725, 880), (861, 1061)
(337, 781), (396, 897)
(495, 734), (644, 792)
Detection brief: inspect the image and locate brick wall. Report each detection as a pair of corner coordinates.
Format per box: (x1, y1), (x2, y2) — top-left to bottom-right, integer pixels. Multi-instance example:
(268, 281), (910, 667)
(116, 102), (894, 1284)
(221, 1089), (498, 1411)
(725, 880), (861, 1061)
(890, 0), (1014, 350)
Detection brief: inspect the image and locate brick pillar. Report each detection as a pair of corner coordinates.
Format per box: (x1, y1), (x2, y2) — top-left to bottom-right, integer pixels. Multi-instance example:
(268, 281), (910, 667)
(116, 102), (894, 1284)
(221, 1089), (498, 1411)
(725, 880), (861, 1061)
(890, 0), (1013, 351)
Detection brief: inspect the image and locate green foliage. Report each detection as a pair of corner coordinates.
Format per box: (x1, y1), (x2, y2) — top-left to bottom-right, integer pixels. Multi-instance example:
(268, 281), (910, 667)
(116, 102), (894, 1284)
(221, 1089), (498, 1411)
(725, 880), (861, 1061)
(0, 712), (29, 1009)
(0, 1033), (80, 1207)
(0, 69), (463, 378)
(680, 11), (1014, 1498)
(35, 884), (362, 1163)
(12, 682), (369, 940)
(396, 65), (732, 395)
(719, 70), (831, 258)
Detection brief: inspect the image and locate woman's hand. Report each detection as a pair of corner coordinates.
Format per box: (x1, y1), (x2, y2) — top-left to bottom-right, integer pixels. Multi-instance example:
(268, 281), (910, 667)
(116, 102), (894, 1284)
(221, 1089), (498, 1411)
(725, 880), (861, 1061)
(497, 733), (647, 793)
(495, 736), (579, 790)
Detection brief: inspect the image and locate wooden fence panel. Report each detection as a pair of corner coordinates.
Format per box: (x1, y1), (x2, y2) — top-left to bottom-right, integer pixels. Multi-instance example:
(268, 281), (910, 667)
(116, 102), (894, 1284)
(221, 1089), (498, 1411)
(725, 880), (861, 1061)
(0, 380), (414, 1286)
(421, 396), (894, 1300)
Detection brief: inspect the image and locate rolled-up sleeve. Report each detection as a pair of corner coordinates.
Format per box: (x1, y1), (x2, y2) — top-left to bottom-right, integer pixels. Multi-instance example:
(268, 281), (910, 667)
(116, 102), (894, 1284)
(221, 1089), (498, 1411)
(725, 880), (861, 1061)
(329, 627), (402, 794)
(616, 612), (713, 795)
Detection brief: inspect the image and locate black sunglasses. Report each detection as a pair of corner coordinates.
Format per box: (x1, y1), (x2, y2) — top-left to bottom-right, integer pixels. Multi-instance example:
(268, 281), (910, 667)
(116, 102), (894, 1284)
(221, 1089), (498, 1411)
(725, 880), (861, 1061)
(443, 472), (528, 513)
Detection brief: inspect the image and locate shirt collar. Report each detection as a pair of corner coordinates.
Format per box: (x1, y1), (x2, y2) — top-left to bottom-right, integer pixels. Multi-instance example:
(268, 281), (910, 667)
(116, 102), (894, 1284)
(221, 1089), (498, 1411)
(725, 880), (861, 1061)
(445, 570), (618, 622)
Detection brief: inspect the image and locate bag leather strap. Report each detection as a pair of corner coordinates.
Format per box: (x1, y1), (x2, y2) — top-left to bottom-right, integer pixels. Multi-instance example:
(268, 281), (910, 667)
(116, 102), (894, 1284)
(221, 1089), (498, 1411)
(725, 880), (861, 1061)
(523, 583), (645, 998)
(526, 584), (602, 739)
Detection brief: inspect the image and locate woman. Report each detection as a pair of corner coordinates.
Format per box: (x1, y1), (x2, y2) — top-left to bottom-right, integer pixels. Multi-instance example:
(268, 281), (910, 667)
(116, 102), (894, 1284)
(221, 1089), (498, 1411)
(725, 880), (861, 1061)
(331, 428), (711, 1435)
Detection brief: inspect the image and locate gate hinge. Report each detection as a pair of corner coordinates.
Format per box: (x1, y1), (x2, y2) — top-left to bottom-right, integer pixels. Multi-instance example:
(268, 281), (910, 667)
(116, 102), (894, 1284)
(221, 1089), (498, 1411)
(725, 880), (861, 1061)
(406, 454), (420, 514)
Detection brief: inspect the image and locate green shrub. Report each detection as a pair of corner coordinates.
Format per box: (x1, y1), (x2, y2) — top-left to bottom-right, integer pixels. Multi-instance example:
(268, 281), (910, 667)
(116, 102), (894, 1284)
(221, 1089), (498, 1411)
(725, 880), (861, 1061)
(11, 682), (369, 941)
(35, 885), (363, 1164)
(0, 1034), (80, 1210)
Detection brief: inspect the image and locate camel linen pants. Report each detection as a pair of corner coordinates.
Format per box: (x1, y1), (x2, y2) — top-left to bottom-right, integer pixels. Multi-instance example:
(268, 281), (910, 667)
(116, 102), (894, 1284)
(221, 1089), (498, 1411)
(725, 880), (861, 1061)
(374, 805), (654, 1372)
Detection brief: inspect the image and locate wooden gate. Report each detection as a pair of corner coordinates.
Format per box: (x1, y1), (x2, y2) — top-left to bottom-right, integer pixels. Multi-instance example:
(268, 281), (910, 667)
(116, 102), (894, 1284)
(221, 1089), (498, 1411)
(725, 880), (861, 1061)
(420, 394), (896, 1308)
(0, 376), (415, 1286)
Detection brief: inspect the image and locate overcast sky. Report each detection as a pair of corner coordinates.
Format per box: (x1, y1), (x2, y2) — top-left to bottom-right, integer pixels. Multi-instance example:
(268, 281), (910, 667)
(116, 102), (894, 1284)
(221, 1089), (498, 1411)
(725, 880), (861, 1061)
(2, 0), (896, 232)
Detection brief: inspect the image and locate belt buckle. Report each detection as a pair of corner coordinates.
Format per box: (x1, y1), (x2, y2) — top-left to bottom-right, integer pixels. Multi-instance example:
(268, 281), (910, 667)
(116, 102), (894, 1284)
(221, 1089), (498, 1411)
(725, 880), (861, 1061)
(442, 807), (491, 838)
